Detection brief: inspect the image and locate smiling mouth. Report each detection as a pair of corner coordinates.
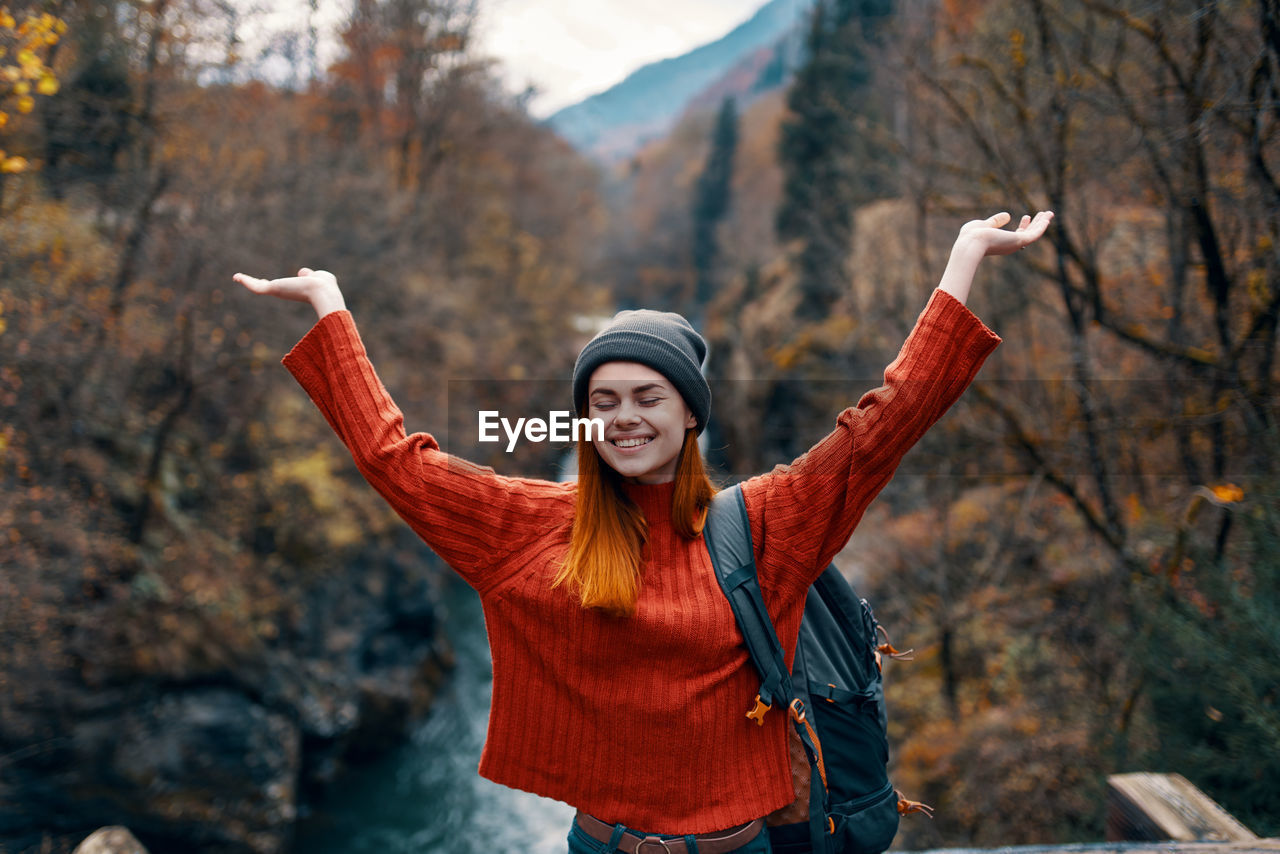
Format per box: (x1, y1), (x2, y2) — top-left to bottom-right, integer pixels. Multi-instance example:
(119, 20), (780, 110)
(611, 437), (654, 448)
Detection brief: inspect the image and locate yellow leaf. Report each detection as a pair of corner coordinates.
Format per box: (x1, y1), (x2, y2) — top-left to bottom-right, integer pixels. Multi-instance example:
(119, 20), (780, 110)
(36, 74), (55, 95)
(15, 94), (33, 114)
(0, 13), (14, 29)
(0, 113), (7, 129)
(2, 66), (19, 82)
(1210, 483), (1244, 504)
(12, 79), (28, 95)
(0, 155), (27, 173)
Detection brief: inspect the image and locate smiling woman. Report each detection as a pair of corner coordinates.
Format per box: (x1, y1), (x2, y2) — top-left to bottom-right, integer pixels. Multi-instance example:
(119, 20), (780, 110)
(232, 207), (1051, 854)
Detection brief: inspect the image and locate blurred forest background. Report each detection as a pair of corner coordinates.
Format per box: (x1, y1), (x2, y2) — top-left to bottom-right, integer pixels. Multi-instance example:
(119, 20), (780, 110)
(0, 0), (1277, 852)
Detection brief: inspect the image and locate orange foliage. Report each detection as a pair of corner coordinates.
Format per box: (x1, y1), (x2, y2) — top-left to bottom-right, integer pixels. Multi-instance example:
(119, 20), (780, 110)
(0, 8), (65, 172)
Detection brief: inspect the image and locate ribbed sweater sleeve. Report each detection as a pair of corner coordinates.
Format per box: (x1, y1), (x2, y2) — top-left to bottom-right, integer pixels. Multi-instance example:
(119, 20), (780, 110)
(741, 288), (1001, 601)
(280, 310), (573, 594)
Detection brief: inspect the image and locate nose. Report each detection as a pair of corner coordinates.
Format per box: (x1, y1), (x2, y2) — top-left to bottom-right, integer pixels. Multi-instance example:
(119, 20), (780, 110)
(613, 399), (642, 427)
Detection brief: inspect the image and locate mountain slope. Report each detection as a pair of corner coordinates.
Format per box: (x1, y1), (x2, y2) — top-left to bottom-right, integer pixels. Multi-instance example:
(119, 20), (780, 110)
(546, 0), (815, 161)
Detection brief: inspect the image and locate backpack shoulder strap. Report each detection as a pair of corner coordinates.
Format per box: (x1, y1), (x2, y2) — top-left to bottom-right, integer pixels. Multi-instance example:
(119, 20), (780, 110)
(705, 484), (792, 719)
(707, 486), (835, 852)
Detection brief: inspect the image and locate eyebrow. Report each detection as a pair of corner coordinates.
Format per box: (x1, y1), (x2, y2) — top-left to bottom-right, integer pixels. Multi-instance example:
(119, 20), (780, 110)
(589, 382), (667, 398)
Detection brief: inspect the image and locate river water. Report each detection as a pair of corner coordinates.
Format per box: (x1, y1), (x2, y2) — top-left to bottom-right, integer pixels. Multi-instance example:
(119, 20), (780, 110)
(293, 577), (575, 853)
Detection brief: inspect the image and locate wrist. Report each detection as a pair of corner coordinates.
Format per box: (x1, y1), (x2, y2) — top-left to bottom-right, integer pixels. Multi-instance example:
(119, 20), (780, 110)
(949, 233), (987, 263)
(937, 238), (985, 306)
(309, 282), (346, 319)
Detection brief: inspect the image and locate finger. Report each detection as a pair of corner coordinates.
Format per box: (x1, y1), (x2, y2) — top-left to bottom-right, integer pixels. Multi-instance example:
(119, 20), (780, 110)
(1028, 211), (1054, 237)
(234, 273), (269, 291)
(1017, 214), (1032, 231)
(1016, 212), (1055, 250)
(989, 211), (1012, 228)
(298, 267), (313, 277)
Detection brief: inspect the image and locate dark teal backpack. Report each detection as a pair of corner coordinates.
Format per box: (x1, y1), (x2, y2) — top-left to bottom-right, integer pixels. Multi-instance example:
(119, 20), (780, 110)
(705, 484), (929, 854)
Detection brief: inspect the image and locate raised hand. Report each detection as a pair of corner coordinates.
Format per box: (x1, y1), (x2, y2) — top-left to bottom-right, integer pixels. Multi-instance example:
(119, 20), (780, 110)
(233, 268), (346, 319)
(956, 210), (1055, 257)
(937, 209), (1055, 305)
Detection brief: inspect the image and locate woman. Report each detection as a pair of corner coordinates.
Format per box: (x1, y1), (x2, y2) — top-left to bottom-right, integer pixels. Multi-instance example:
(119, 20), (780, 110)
(234, 209), (1053, 854)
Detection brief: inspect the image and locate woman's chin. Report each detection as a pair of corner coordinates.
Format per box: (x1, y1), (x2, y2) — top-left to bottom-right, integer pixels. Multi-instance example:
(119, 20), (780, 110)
(602, 455), (673, 484)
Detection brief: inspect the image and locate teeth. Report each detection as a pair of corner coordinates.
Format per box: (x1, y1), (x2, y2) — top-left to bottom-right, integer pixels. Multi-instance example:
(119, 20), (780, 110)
(613, 437), (652, 448)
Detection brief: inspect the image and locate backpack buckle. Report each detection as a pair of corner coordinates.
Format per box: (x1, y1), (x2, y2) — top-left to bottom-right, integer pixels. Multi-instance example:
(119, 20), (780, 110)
(746, 694), (772, 725)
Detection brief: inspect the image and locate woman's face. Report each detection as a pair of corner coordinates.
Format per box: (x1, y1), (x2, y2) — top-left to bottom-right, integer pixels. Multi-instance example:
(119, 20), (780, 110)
(586, 361), (697, 484)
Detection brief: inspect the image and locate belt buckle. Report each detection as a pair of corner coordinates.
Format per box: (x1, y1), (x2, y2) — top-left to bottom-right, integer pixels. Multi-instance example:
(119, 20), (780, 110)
(635, 836), (674, 854)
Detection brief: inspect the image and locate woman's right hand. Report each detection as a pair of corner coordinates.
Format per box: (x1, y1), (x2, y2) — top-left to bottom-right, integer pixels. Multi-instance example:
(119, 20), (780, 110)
(234, 268), (347, 319)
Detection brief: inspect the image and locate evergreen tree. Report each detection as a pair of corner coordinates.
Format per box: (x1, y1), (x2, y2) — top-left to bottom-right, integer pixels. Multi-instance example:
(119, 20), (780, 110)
(691, 96), (739, 320)
(776, 0), (896, 320)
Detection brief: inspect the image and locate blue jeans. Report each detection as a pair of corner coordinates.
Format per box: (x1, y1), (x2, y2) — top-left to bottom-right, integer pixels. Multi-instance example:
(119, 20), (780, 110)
(567, 818), (773, 854)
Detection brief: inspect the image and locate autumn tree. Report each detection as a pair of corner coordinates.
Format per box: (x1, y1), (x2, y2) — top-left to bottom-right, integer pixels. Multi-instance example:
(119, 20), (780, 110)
(904, 0), (1279, 541)
(329, 0), (478, 193)
(0, 5), (65, 182)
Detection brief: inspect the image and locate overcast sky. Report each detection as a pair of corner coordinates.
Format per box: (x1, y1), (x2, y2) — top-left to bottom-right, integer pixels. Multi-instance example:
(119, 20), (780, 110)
(473, 0), (765, 116)
(237, 0), (763, 117)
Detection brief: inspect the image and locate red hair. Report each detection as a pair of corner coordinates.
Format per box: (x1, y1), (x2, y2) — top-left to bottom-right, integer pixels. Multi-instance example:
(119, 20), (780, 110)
(553, 430), (717, 617)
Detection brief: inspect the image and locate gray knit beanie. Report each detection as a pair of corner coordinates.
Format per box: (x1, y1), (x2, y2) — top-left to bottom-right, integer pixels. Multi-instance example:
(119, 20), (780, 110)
(572, 309), (711, 434)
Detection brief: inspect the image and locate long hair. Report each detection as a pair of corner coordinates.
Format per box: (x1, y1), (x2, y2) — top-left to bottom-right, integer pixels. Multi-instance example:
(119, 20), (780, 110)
(553, 429), (717, 617)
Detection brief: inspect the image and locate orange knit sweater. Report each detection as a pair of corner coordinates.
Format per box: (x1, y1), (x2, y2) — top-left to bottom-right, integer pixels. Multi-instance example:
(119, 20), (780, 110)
(281, 288), (1000, 834)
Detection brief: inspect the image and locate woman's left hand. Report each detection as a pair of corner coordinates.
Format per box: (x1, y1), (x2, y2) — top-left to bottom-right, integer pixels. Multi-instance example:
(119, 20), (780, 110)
(956, 210), (1054, 257)
(936, 209), (1055, 305)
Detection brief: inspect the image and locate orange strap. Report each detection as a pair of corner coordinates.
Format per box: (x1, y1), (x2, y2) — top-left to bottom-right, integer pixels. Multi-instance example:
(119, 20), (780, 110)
(789, 699), (828, 790)
(897, 790), (935, 818)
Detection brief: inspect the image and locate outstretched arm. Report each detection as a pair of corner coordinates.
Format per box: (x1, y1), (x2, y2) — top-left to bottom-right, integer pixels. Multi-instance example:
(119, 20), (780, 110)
(232, 267), (573, 595)
(743, 210), (1054, 601)
(937, 210), (1054, 305)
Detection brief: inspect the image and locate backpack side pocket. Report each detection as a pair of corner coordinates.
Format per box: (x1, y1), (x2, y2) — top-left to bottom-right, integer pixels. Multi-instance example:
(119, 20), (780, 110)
(828, 779), (900, 854)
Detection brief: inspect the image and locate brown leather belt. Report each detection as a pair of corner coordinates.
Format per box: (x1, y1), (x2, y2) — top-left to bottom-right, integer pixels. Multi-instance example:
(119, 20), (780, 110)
(574, 811), (765, 854)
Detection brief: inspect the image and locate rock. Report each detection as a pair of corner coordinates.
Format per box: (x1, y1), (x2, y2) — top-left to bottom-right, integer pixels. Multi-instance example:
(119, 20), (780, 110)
(74, 826), (150, 854)
(42, 688), (299, 853)
(0, 532), (454, 854)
